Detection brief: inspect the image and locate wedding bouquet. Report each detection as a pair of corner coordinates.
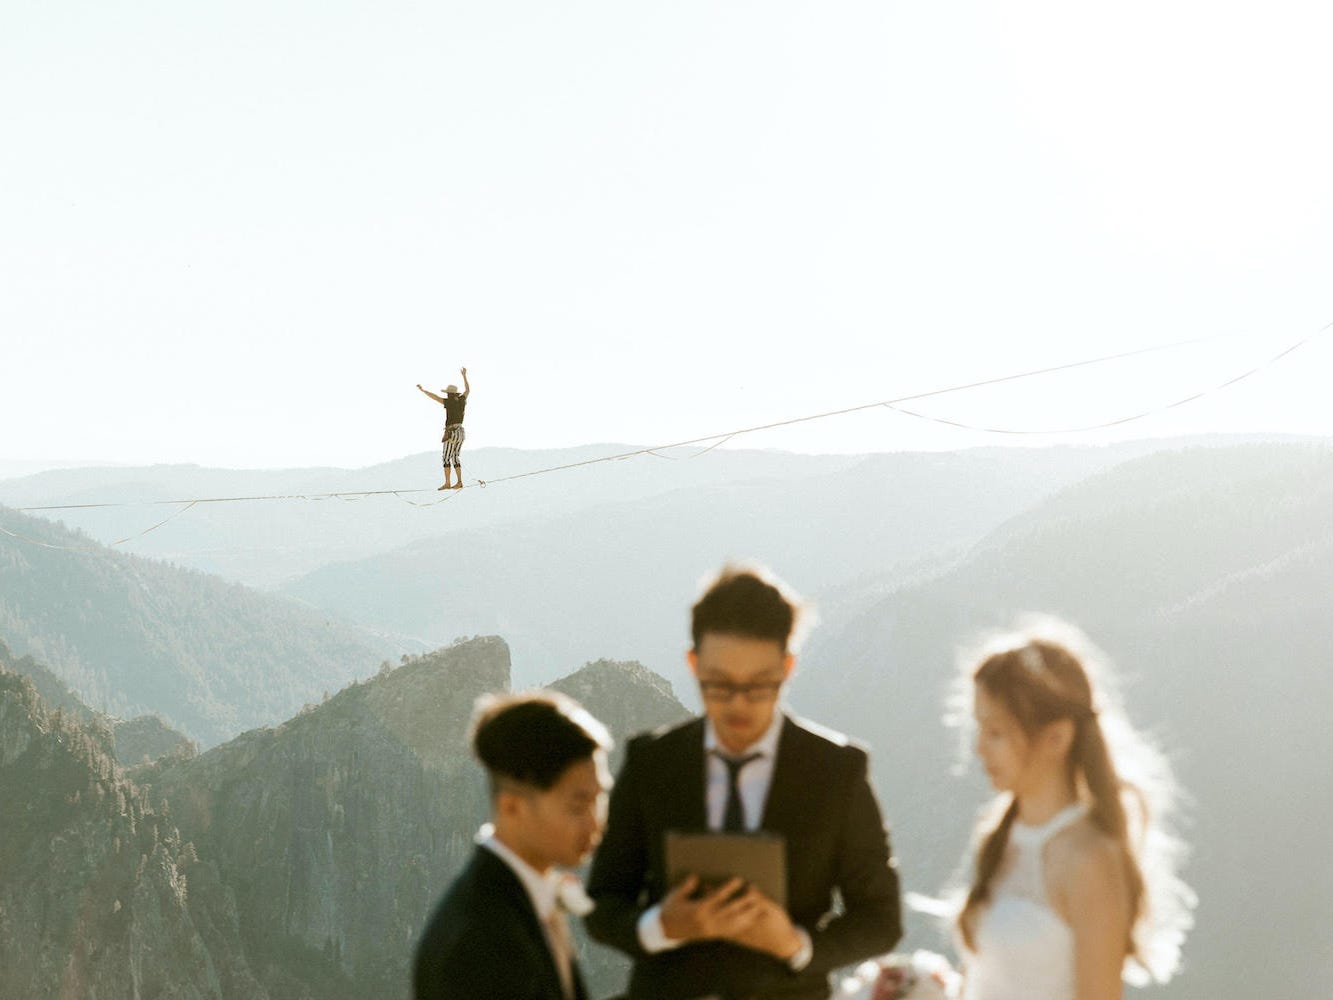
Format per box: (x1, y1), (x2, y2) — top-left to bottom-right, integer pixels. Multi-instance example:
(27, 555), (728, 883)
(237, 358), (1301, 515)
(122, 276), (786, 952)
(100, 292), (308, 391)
(836, 950), (959, 1000)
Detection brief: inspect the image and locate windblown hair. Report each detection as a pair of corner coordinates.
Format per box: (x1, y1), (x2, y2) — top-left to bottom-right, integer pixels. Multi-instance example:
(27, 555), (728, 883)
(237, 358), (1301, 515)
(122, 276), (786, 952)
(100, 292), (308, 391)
(690, 562), (812, 652)
(471, 690), (612, 798)
(950, 619), (1194, 985)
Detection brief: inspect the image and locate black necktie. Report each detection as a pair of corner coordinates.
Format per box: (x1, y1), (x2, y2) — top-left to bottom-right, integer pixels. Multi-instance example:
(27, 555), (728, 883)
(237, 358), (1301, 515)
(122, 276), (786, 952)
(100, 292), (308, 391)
(717, 751), (762, 832)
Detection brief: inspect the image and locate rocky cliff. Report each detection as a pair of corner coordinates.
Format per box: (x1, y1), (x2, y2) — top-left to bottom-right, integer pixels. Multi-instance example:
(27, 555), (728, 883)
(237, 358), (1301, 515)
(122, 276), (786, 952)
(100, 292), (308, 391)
(142, 638), (692, 998)
(550, 657), (691, 765)
(0, 668), (263, 1000)
(2, 635), (692, 998)
(137, 638), (505, 997)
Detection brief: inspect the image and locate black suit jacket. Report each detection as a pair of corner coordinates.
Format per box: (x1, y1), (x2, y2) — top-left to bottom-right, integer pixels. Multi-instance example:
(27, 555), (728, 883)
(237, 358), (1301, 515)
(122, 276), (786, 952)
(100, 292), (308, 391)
(414, 845), (588, 1000)
(585, 715), (902, 1000)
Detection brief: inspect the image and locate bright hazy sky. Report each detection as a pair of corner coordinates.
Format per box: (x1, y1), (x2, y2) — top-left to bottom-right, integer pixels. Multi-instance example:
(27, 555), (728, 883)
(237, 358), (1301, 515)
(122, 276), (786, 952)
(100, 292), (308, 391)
(4, 2), (1332, 469)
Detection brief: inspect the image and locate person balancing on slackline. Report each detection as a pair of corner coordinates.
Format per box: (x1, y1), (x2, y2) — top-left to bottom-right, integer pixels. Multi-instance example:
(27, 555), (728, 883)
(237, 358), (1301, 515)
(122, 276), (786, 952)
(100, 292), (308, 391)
(416, 367), (470, 490)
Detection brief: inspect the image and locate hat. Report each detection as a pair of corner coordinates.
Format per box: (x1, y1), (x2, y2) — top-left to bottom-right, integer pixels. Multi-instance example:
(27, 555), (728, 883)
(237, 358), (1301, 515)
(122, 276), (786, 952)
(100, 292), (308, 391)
(444, 384), (459, 394)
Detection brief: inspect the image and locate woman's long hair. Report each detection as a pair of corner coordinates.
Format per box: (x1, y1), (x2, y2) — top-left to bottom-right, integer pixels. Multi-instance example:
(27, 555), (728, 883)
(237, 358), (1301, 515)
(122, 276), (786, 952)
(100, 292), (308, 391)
(949, 618), (1195, 985)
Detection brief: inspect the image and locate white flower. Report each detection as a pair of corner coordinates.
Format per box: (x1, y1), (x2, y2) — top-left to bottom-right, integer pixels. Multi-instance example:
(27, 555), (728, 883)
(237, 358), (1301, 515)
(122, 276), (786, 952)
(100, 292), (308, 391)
(556, 874), (595, 917)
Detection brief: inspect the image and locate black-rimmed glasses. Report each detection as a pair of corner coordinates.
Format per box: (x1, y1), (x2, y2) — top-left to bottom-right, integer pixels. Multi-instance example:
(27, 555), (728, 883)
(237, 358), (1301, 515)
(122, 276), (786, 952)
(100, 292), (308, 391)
(698, 679), (783, 703)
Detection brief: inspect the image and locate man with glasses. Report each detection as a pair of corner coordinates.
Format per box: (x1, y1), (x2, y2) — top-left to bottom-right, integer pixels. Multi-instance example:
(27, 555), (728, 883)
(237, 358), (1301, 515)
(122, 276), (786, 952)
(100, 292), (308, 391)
(585, 564), (902, 999)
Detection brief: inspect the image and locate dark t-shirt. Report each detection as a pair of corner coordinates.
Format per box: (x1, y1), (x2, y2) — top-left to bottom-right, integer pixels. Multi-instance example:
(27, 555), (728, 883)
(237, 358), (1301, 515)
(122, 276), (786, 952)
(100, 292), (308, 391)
(444, 394), (467, 425)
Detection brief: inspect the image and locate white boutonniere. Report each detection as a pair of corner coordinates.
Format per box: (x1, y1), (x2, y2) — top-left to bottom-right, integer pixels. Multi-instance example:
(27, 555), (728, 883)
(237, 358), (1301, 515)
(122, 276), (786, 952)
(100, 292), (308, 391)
(555, 874), (595, 917)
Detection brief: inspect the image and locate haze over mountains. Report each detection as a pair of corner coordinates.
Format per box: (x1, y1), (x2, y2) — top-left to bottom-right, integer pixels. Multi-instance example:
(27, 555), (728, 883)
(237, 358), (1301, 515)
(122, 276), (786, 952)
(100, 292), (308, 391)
(0, 509), (407, 746)
(790, 442), (1333, 1000)
(0, 447), (859, 586)
(1, 438), (1236, 691)
(0, 440), (1254, 589)
(2, 435), (1329, 997)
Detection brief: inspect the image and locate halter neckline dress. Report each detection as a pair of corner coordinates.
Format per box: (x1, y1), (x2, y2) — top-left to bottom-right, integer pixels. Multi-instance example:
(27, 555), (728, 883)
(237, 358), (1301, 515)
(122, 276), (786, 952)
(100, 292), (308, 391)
(960, 801), (1090, 1000)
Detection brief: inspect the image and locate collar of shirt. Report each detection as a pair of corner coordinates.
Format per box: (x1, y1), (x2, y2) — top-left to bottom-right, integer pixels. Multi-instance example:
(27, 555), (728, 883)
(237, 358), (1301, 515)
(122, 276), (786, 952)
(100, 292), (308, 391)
(701, 710), (787, 832)
(703, 707), (786, 758)
(476, 825), (560, 922)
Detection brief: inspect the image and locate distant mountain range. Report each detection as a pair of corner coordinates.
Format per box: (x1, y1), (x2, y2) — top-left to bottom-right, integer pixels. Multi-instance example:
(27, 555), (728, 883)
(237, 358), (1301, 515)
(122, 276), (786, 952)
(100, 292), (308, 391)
(3, 440), (1195, 719)
(0, 640), (192, 765)
(0, 446), (859, 585)
(3, 436), (1330, 996)
(0, 440), (1263, 588)
(0, 507), (409, 746)
(789, 440), (1333, 1000)
(276, 440), (1217, 689)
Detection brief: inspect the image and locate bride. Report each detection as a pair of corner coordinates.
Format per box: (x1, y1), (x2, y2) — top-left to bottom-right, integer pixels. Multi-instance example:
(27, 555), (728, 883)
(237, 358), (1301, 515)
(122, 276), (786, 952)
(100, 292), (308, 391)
(871, 621), (1194, 1000)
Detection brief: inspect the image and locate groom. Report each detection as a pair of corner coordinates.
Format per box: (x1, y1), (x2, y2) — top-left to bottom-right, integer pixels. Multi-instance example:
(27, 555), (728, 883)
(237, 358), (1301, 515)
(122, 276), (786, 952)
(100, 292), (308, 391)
(414, 691), (612, 999)
(586, 564), (902, 999)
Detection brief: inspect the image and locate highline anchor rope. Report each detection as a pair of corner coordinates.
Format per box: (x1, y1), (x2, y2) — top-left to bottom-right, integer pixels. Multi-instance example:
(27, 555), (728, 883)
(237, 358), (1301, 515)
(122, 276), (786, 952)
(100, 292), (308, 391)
(2, 321), (1326, 552)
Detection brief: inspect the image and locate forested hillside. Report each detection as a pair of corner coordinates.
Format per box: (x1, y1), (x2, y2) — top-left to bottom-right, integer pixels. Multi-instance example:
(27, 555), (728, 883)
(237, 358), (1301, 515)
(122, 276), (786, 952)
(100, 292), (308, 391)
(0, 507), (403, 745)
(0, 636), (689, 999)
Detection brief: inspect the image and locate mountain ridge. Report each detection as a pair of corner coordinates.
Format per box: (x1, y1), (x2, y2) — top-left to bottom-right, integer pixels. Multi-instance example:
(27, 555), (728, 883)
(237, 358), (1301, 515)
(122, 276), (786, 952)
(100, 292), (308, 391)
(0, 506), (407, 746)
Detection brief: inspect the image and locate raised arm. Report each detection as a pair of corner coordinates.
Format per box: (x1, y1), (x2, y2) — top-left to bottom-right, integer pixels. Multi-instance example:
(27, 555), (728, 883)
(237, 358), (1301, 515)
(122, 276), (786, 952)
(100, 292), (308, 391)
(460, 367), (471, 397)
(417, 384), (444, 404)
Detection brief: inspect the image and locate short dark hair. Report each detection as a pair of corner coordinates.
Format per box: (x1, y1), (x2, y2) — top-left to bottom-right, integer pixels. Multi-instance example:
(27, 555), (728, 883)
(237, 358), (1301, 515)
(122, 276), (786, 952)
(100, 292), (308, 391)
(690, 563), (804, 652)
(471, 691), (611, 797)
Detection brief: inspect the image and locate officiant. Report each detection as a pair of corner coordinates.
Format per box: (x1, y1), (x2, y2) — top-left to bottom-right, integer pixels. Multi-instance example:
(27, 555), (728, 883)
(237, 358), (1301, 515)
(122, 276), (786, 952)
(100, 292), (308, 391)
(584, 564), (903, 999)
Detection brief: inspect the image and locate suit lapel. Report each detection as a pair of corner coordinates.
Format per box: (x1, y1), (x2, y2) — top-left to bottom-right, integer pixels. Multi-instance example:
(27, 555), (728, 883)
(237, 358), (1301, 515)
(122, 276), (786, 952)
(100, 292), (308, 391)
(670, 717), (708, 831)
(759, 714), (805, 833)
(473, 847), (568, 998)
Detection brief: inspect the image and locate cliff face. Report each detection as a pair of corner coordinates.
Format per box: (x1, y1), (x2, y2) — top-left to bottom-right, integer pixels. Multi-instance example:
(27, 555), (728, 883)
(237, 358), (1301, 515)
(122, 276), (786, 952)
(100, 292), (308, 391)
(112, 714), (193, 767)
(142, 641), (693, 999)
(3, 636), (692, 999)
(550, 657), (691, 769)
(0, 670), (263, 1000)
(551, 658), (693, 998)
(143, 637), (512, 998)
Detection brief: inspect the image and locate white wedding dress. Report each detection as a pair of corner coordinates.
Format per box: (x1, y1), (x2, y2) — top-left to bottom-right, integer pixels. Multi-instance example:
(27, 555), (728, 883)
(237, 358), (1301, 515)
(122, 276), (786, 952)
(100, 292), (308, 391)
(960, 802), (1088, 1000)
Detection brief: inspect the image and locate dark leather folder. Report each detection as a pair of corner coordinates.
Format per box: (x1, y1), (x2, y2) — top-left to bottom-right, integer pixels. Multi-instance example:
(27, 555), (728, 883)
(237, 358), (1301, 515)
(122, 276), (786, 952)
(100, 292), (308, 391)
(664, 831), (788, 909)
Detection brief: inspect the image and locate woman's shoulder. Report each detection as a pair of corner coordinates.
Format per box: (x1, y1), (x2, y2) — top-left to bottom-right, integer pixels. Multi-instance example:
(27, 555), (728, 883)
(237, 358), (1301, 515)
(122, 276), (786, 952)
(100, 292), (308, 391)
(1048, 814), (1121, 871)
(1046, 816), (1127, 915)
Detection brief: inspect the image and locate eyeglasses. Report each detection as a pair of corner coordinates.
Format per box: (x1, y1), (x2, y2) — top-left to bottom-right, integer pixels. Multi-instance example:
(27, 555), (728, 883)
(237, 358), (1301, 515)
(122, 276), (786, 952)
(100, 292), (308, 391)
(698, 679), (784, 704)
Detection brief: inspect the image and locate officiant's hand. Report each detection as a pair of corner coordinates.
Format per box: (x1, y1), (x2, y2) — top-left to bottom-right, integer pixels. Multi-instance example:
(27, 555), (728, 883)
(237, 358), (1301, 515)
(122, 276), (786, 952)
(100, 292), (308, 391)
(660, 875), (762, 941)
(722, 892), (804, 962)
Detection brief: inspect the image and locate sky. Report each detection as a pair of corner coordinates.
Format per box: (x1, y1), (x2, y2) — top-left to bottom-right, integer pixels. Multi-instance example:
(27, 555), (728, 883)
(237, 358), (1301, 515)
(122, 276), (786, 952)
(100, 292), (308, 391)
(4, 1), (1333, 470)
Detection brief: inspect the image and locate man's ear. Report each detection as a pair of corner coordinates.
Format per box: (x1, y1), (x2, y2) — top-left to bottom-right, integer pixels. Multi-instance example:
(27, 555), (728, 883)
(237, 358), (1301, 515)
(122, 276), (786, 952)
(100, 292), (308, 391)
(686, 649), (699, 676)
(782, 653), (795, 680)
(494, 787), (526, 824)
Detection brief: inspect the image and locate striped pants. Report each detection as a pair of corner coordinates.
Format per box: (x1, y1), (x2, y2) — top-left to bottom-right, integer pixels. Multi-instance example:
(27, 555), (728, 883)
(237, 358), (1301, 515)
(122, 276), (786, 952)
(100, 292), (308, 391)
(442, 424), (465, 468)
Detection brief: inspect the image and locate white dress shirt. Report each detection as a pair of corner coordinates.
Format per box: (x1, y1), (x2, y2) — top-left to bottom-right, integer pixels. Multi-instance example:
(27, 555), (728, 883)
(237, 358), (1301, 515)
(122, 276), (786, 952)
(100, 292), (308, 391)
(636, 712), (813, 971)
(479, 825), (561, 922)
(703, 710), (784, 832)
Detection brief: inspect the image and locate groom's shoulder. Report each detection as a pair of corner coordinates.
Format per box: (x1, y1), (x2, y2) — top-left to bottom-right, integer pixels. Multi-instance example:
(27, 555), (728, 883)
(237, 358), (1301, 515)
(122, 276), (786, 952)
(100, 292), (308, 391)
(785, 714), (871, 768)
(627, 715), (704, 755)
